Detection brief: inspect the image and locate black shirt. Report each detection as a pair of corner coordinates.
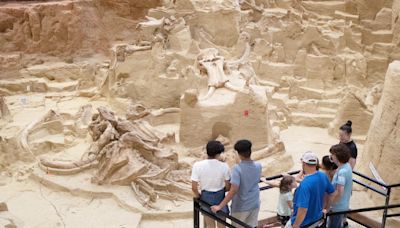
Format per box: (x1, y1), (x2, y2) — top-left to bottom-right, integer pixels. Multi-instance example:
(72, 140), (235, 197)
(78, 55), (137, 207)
(344, 140), (358, 159)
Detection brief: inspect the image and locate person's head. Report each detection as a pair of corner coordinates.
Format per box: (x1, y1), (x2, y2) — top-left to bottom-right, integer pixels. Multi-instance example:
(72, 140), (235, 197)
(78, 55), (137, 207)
(301, 151), (318, 172)
(206, 140), (225, 158)
(321, 155), (338, 171)
(279, 176), (296, 193)
(234, 139), (252, 159)
(339, 120), (353, 143)
(329, 144), (351, 165)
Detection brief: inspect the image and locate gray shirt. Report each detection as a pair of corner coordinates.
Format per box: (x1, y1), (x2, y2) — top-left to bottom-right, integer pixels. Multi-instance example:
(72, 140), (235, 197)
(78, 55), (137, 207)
(230, 160), (262, 212)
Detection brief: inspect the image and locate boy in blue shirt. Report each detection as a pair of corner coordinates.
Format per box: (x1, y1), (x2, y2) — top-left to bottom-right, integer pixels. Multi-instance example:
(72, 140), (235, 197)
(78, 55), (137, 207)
(287, 151), (335, 228)
(211, 139), (262, 227)
(328, 144), (353, 228)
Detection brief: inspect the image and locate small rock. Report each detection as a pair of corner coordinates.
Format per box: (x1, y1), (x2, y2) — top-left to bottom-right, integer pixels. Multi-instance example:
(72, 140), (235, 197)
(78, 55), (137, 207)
(64, 56), (74, 64)
(182, 89), (198, 107)
(0, 202), (8, 212)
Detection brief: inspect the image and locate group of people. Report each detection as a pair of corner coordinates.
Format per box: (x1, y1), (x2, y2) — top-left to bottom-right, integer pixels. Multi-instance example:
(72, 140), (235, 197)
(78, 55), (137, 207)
(191, 121), (358, 228)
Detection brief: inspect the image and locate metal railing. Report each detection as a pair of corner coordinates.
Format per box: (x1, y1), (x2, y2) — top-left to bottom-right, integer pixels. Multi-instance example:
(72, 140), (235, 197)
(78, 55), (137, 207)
(351, 170), (400, 227)
(194, 198), (253, 228)
(326, 204), (400, 227)
(193, 170), (400, 228)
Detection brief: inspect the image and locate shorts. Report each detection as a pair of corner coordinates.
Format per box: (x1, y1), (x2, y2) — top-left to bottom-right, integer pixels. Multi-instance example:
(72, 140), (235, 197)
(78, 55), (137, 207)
(200, 189), (229, 215)
(277, 213), (291, 225)
(284, 219), (322, 228)
(327, 213), (346, 228)
(231, 207), (260, 227)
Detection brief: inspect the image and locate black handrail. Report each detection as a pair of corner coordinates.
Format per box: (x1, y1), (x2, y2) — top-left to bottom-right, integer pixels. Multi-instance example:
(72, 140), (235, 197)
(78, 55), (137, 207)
(326, 204), (400, 216)
(353, 170), (388, 188)
(194, 198), (253, 228)
(388, 183), (400, 188)
(353, 179), (387, 196)
(386, 213), (400, 218)
(259, 170), (301, 191)
(263, 170), (301, 181)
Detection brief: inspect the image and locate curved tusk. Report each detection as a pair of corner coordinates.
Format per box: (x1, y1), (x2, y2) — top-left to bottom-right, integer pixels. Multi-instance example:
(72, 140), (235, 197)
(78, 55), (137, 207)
(199, 87), (216, 101)
(38, 161), (98, 175)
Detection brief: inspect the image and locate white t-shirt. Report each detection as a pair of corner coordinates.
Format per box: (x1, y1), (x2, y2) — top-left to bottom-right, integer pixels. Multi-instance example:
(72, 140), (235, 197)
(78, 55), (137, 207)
(277, 191), (293, 216)
(191, 159), (230, 192)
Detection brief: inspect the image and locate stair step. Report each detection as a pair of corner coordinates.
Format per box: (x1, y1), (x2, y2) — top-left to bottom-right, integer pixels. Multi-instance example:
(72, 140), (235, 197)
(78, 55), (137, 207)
(368, 42), (395, 57)
(302, 98), (340, 107)
(362, 29), (393, 45)
(316, 107), (337, 114)
(302, 1), (345, 17)
(22, 62), (84, 82)
(334, 10), (359, 23)
(317, 99), (340, 109)
(258, 80), (280, 88)
(287, 98), (340, 107)
(47, 81), (79, 92)
(372, 30), (393, 36)
(254, 61), (295, 83)
(291, 112), (335, 127)
(0, 78), (47, 93)
(360, 19), (391, 31)
(263, 8), (289, 18)
(271, 92), (289, 106)
(0, 77), (79, 93)
(289, 86), (324, 99)
(291, 111), (336, 119)
(290, 86), (341, 100)
(291, 106), (337, 115)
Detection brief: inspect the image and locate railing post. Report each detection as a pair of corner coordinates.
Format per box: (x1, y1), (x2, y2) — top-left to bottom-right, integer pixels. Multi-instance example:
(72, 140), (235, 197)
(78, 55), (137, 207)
(382, 187), (391, 228)
(194, 198), (200, 228)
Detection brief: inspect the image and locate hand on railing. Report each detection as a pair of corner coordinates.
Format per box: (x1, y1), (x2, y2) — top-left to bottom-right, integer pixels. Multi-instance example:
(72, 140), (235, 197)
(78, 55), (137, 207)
(322, 209), (328, 219)
(211, 205), (222, 213)
(260, 177), (279, 188)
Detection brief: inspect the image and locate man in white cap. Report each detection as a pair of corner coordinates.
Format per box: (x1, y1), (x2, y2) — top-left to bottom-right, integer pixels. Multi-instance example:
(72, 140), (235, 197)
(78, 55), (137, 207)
(286, 151), (335, 228)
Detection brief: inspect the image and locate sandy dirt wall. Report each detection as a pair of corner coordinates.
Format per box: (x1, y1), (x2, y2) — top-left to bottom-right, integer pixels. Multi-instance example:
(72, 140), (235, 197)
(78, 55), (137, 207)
(0, 0), (161, 57)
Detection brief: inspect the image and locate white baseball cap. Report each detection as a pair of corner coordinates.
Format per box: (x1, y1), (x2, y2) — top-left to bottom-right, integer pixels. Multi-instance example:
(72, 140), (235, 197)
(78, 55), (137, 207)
(301, 151), (318, 165)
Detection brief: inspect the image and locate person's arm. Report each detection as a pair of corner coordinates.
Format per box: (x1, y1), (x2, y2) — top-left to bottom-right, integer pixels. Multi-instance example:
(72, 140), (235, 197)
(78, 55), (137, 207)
(287, 200), (293, 210)
(192, 181), (200, 199)
(324, 191), (334, 214)
(191, 164), (200, 198)
(283, 172), (304, 183)
(212, 165), (239, 212)
(349, 158), (356, 170)
(332, 169), (346, 203)
(324, 174), (336, 212)
(260, 178), (280, 187)
(211, 184), (239, 212)
(349, 142), (357, 169)
(295, 171), (304, 183)
(224, 180), (231, 191)
(323, 194), (329, 211)
(332, 184), (344, 203)
(287, 192), (294, 210)
(292, 207), (308, 228)
(223, 164), (231, 191)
